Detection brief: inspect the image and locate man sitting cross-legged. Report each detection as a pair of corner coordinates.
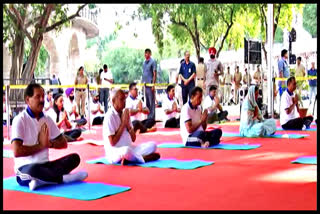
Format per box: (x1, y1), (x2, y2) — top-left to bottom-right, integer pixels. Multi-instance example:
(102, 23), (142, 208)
(203, 85), (229, 124)
(126, 82), (157, 133)
(162, 84), (181, 128)
(103, 89), (160, 165)
(180, 86), (223, 148)
(11, 83), (88, 191)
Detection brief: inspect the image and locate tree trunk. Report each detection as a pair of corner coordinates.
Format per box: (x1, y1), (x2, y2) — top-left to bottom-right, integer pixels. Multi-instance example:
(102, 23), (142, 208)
(9, 34), (25, 103)
(21, 35), (44, 82)
(262, 42), (268, 67)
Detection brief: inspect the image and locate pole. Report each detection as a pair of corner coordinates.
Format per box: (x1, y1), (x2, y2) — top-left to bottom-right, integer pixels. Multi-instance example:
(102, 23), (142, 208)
(87, 83), (91, 131)
(6, 85), (10, 140)
(267, 4), (274, 118)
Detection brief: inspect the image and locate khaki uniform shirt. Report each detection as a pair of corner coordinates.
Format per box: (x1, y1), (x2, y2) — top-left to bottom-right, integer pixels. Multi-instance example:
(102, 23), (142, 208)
(295, 64), (305, 77)
(75, 75), (88, 89)
(234, 72), (242, 86)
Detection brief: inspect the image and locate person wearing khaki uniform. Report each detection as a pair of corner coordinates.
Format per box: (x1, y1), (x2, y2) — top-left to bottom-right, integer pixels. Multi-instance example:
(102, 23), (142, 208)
(196, 57), (207, 90)
(253, 65), (262, 86)
(242, 68), (252, 87)
(74, 66), (88, 117)
(234, 66), (242, 105)
(224, 67), (232, 105)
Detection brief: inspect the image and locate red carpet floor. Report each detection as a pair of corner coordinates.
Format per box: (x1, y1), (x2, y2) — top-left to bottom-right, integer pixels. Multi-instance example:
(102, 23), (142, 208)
(3, 121), (317, 210)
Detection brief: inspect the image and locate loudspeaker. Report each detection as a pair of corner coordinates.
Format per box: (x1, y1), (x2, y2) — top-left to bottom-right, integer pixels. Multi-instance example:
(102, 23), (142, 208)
(244, 39), (262, 64)
(289, 54), (296, 64)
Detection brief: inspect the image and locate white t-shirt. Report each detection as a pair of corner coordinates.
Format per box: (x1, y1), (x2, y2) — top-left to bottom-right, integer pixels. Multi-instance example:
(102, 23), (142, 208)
(162, 95), (179, 125)
(11, 107), (61, 172)
(103, 105), (133, 150)
(90, 100), (104, 124)
(64, 98), (78, 121)
(100, 71), (113, 87)
(44, 96), (53, 112)
(180, 102), (204, 145)
(125, 95), (147, 122)
(280, 90), (300, 125)
(46, 108), (69, 131)
(203, 95), (217, 114)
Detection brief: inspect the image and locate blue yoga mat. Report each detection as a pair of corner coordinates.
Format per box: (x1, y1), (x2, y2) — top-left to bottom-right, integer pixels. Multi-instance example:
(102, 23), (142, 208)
(3, 176), (131, 200)
(222, 132), (308, 138)
(157, 143), (261, 150)
(276, 127), (317, 131)
(291, 156), (317, 165)
(87, 157), (213, 170)
(3, 149), (14, 158)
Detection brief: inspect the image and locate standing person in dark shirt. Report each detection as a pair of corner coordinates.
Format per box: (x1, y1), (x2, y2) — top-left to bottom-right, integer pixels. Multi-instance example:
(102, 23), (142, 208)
(179, 51), (196, 104)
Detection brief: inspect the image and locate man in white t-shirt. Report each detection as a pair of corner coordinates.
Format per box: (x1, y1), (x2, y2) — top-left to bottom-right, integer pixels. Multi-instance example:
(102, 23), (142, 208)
(203, 85), (229, 124)
(103, 89), (160, 165)
(11, 83), (87, 191)
(180, 86), (222, 147)
(64, 88), (87, 127)
(90, 91), (104, 125)
(162, 84), (180, 128)
(100, 64), (114, 113)
(280, 77), (313, 130)
(44, 90), (53, 112)
(126, 82), (156, 133)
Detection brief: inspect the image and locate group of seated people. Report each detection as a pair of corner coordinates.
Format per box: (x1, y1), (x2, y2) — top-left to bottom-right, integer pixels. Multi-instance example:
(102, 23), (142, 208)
(10, 76), (314, 190)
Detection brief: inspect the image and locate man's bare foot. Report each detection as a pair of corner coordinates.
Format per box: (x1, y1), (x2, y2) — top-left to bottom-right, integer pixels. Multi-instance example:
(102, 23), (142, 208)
(121, 158), (131, 165)
(201, 141), (210, 148)
(143, 152), (160, 162)
(147, 127), (157, 132)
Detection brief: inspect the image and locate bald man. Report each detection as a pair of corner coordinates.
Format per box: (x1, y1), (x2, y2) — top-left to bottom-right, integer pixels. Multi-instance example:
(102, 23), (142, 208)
(103, 89), (160, 165)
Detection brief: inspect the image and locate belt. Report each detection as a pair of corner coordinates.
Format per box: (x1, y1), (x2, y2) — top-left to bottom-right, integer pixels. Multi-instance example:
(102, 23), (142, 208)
(197, 78), (204, 80)
(76, 88), (85, 91)
(225, 83), (232, 86)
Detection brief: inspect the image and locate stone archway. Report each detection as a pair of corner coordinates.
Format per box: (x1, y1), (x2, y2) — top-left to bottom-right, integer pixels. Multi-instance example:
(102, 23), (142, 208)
(43, 33), (59, 79)
(67, 33), (81, 83)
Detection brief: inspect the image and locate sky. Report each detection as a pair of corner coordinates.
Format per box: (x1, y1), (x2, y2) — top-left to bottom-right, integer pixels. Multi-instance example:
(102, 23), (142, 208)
(96, 4), (157, 50)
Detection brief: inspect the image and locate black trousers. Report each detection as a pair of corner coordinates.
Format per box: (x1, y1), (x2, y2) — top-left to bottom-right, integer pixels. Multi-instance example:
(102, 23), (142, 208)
(64, 129), (82, 141)
(92, 116), (104, 125)
(164, 117), (180, 128)
(132, 119), (156, 133)
(72, 118), (87, 126)
(281, 116), (313, 130)
(181, 82), (195, 105)
(186, 129), (222, 147)
(16, 153), (80, 186)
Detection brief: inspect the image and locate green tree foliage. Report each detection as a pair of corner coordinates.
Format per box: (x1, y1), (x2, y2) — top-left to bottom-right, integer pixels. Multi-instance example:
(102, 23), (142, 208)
(3, 4), (86, 84)
(101, 47), (168, 84)
(303, 4), (317, 38)
(138, 4), (245, 61)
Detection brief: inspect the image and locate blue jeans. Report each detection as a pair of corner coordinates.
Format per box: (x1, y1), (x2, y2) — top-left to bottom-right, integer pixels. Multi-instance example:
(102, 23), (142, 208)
(309, 86), (317, 103)
(100, 88), (109, 113)
(186, 129), (222, 147)
(145, 86), (155, 120)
